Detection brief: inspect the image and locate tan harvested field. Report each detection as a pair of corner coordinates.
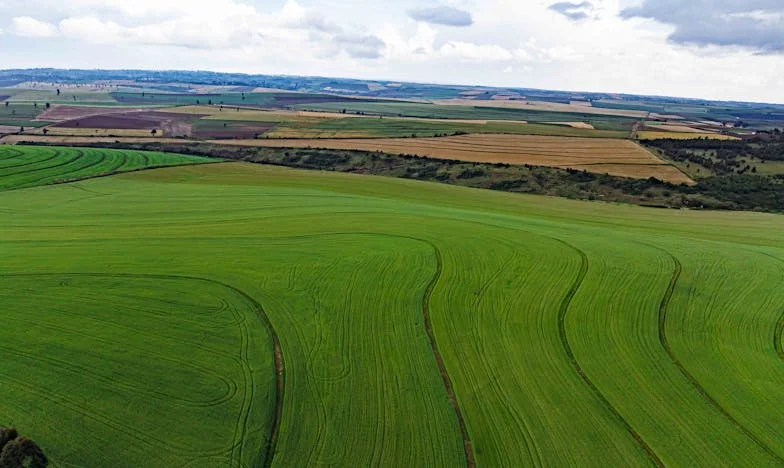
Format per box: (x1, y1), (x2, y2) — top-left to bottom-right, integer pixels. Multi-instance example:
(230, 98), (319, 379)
(432, 99), (649, 118)
(638, 131), (739, 141)
(0, 125), (20, 134)
(547, 122), (595, 129)
(207, 133), (692, 183)
(568, 164), (693, 183)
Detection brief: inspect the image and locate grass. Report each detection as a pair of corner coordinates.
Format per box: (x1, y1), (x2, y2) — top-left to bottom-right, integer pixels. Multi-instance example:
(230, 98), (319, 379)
(0, 103), (50, 127)
(0, 146), (216, 190)
(1, 155), (784, 466)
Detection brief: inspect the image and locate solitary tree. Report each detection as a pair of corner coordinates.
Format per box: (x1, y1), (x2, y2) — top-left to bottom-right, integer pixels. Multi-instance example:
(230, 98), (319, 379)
(42, 128), (49, 135)
(151, 129), (158, 136)
(45, 103), (51, 109)
(56, 89), (60, 96)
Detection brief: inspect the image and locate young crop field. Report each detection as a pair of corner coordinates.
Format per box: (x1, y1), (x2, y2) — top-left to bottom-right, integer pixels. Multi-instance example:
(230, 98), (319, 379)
(227, 133), (693, 183)
(0, 103), (50, 127)
(1, 158), (783, 466)
(0, 146), (215, 190)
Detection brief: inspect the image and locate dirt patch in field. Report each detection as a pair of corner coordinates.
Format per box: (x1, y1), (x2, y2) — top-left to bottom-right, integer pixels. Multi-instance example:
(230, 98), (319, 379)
(547, 122), (595, 129)
(206, 133), (692, 183)
(53, 111), (204, 137)
(0, 125), (19, 134)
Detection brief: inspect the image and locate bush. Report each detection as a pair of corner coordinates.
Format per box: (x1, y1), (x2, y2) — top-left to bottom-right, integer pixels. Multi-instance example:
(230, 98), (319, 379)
(0, 429), (17, 453)
(0, 437), (48, 468)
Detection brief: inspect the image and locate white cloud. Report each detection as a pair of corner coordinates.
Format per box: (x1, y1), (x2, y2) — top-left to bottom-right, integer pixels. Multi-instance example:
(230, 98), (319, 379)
(437, 41), (514, 62)
(1, 0), (784, 102)
(11, 16), (58, 37)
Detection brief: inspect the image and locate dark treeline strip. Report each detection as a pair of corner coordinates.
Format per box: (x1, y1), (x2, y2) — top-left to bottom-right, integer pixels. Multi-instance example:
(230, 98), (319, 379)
(18, 141), (784, 213)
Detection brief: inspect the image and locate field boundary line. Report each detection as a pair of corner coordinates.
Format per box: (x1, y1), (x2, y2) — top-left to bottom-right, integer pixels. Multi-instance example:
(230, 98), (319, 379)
(0, 272), (284, 468)
(420, 242), (476, 468)
(632, 140), (695, 184)
(554, 242), (664, 467)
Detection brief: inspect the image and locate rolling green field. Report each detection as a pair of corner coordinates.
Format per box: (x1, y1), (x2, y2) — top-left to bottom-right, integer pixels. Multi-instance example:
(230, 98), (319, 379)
(0, 146), (216, 190)
(1, 150), (784, 466)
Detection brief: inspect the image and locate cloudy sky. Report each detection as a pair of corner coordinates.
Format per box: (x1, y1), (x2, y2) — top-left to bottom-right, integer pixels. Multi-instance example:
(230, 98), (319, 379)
(1, 0), (784, 103)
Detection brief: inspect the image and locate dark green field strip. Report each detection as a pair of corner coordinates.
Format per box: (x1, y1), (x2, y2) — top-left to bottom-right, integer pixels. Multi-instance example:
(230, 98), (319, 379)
(419, 241), (475, 467)
(556, 243), (664, 466)
(0, 146), (218, 191)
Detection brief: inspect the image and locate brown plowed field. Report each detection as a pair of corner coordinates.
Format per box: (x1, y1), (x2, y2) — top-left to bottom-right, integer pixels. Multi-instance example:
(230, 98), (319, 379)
(221, 134), (693, 183)
(53, 111), (198, 130)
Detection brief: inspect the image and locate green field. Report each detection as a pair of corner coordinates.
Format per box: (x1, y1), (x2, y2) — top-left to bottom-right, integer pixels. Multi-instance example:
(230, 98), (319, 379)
(0, 146), (216, 190)
(267, 116), (626, 139)
(0, 103), (50, 127)
(290, 101), (638, 132)
(1, 151), (784, 466)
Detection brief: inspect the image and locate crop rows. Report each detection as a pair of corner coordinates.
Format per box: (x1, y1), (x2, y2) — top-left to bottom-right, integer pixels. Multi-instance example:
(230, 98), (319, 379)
(0, 145), (216, 191)
(1, 158), (783, 466)
(240, 134), (693, 183)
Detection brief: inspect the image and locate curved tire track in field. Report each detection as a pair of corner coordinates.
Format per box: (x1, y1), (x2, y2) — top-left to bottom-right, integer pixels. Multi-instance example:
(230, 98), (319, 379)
(243, 230), (474, 466)
(269, 217), (663, 465)
(421, 242), (476, 468)
(0, 272), (284, 468)
(653, 247), (784, 463)
(554, 241), (664, 467)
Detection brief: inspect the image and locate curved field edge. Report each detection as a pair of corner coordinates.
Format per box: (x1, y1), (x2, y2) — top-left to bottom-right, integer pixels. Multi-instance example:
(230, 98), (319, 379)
(0, 272), (281, 468)
(0, 145), (220, 191)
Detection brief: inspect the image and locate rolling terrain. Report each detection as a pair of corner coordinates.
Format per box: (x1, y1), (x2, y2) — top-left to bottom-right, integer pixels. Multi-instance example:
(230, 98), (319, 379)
(1, 155), (783, 466)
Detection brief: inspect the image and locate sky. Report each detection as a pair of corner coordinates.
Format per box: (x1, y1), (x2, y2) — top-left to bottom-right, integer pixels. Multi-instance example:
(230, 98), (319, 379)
(1, 0), (784, 103)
